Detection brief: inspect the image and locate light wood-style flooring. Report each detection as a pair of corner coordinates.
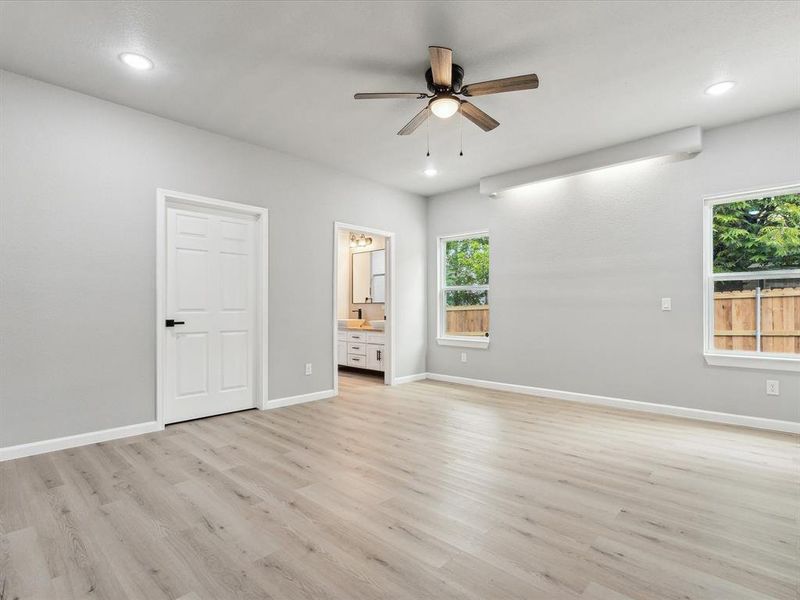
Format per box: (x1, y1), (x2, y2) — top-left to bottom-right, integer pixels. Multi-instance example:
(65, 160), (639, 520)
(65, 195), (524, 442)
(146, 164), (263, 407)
(1, 373), (798, 599)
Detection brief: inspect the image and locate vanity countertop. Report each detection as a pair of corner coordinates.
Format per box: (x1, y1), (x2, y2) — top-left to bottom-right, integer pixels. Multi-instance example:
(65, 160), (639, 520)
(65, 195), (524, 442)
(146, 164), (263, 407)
(341, 326), (384, 332)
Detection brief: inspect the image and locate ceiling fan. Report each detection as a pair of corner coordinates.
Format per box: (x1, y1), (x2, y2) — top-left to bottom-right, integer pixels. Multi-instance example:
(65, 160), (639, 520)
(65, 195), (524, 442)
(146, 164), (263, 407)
(354, 46), (539, 135)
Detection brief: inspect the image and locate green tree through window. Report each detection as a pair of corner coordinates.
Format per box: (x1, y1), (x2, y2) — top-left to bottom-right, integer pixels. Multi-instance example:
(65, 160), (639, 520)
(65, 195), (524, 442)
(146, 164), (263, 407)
(713, 193), (800, 273)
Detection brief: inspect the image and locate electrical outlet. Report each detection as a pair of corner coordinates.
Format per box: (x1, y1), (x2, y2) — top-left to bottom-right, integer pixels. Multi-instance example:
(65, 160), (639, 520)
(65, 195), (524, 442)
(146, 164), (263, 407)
(305, 363), (312, 376)
(766, 380), (779, 396)
(461, 352), (467, 363)
(661, 297), (672, 311)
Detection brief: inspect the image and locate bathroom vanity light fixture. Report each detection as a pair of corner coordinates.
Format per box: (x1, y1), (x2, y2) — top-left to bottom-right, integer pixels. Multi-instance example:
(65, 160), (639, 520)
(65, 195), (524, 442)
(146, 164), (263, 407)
(349, 233), (373, 248)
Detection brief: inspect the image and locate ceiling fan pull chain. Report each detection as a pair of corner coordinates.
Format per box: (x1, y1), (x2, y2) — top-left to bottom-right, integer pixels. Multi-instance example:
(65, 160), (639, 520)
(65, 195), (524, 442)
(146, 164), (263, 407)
(459, 105), (464, 156)
(426, 115), (431, 157)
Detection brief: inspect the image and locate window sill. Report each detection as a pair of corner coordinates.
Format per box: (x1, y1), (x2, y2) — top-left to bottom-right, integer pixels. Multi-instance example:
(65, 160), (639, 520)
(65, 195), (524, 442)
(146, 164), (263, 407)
(704, 352), (800, 372)
(437, 336), (490, 349)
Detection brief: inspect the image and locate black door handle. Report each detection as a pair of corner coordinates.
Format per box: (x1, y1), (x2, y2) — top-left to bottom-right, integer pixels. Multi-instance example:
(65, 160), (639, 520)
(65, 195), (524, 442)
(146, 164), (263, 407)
(165, 319), (185, 327)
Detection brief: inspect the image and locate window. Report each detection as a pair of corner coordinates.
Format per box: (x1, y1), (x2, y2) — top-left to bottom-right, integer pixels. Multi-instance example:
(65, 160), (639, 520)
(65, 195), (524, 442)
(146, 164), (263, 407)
(704, 185), (800, 371)
(437, 232), (490, 348)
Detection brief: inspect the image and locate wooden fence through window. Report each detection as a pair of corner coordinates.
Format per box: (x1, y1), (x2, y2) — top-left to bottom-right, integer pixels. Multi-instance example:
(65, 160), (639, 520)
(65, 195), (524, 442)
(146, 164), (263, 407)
(445, 306), (489, 336)
(714, 287), (800, 354)
(447, 288), (800, 353)
(445, 287), (800, 354)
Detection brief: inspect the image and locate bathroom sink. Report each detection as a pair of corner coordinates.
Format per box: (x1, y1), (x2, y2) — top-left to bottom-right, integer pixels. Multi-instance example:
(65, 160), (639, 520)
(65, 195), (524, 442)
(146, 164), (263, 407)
(369, 320), (385, 330)
(338, 318), (364, 329)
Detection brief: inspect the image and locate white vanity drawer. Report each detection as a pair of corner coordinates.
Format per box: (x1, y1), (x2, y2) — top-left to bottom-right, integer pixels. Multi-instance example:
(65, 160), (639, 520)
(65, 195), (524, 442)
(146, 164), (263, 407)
(347, 342), (366, 356)
(347, 331), (366, 342)
(337, 331), (347, 342)
(366, 332), (385, 344)
(347, 354), (366, 367)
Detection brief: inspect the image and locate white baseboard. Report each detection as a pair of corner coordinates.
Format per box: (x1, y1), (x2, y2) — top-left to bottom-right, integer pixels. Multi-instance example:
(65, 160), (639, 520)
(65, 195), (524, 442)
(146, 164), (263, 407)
(392, 372), (428, 385)
(2, 388), (336, 462)
(0, 421), (163, 462)
(264, 388), (336, 410)
(426, 373), (800, 434)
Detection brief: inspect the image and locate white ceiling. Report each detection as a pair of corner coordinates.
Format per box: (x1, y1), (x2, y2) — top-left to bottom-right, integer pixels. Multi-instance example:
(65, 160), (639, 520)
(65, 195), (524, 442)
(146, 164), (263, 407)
(1, 1), (798, 196)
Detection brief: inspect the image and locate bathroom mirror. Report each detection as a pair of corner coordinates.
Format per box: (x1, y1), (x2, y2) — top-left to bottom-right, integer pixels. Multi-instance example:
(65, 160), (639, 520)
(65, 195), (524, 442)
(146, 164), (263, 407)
(352, 249), (385, 304)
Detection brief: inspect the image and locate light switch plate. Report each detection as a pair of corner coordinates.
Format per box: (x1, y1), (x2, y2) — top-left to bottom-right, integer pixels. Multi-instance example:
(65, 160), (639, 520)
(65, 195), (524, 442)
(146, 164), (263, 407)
(461, 352), (467, 363)
(661, 297), (672, 311)
(766, 380), (780, 396)
(305, 363), (312, 376)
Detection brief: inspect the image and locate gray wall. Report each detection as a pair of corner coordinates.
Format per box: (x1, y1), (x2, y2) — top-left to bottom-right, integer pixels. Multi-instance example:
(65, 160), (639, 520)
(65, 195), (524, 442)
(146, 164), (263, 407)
(0, 71), (427, 447)
(427, 110), (800, 423)
(2, 68), (797, 449)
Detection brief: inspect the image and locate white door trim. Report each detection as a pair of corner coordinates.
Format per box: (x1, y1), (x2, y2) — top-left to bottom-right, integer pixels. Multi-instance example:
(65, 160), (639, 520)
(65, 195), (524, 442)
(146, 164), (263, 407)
(156, 189), (269, 427)
(333, 222), (396, 392)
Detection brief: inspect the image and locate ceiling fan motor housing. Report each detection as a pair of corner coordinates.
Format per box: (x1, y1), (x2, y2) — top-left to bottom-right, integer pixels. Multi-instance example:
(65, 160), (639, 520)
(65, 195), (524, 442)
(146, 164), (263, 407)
(426, 64), (465, 93)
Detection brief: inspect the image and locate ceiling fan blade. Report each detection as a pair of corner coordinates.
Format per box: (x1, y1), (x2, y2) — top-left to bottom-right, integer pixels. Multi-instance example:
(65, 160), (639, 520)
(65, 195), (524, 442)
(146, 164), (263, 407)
(429, 46), (452, 88)
(460, 101), (499, 132)
(397, 107), (430, 136)
(354, 92), (427, 99)
(461, 74), (539, 97)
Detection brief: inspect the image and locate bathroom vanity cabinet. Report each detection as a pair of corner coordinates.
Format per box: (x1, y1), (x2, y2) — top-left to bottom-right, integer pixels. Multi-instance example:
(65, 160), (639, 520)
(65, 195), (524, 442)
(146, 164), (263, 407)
(337, 330), (385, 372)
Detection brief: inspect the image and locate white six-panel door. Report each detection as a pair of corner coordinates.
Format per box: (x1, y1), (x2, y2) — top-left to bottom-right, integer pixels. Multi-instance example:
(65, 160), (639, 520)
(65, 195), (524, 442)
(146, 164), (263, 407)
(165, 206), (256, 423)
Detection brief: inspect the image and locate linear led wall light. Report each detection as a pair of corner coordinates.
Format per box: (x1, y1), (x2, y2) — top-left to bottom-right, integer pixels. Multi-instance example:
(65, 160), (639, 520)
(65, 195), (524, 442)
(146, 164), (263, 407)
(479, 126), (703, 196)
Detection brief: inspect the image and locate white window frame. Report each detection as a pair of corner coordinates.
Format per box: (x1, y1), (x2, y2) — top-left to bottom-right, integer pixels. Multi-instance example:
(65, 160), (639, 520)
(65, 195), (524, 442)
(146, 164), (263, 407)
(703, 183), (800, 372)
(437, 231), (490, 349)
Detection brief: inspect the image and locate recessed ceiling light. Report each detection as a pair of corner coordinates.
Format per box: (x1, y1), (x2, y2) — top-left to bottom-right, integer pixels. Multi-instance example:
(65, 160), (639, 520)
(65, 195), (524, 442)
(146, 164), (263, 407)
(424, 168), (438, 177)
(119, 52), (154, 71)
(704, 81), (735, 96)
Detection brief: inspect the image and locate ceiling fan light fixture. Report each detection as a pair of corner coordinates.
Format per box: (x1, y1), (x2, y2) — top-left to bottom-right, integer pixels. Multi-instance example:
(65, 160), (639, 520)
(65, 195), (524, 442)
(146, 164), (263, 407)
(429, 95), (460, 119)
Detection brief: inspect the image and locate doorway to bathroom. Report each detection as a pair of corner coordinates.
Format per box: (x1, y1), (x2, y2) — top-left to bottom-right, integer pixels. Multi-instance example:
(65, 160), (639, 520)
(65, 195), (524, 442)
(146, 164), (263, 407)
(333, 222), (395, 392)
